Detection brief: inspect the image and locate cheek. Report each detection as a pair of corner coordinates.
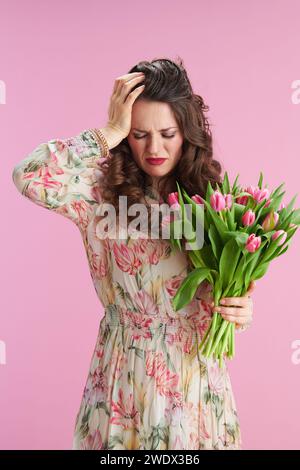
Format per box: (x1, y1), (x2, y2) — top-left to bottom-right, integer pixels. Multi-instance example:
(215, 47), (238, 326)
(169, 138), (183, 160)
(128, 138), (144, 160)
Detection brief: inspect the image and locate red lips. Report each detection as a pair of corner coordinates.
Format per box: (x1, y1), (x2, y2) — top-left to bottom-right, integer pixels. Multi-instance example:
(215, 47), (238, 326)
(146, 158), (167, 165)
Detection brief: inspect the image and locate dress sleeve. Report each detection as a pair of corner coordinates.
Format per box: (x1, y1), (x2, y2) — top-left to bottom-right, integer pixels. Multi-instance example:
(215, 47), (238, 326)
(12, 129), (105, 230)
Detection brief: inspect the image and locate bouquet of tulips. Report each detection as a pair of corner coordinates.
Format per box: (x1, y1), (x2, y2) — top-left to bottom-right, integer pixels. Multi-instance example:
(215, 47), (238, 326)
(166, 172), (300, 368)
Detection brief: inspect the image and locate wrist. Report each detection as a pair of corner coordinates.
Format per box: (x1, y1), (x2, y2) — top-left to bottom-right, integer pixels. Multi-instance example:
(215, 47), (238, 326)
(100, 126), (126, 150)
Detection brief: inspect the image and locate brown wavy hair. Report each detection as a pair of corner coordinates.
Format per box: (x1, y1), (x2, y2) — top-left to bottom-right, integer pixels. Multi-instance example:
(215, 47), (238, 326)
(97, 56), (223, 236)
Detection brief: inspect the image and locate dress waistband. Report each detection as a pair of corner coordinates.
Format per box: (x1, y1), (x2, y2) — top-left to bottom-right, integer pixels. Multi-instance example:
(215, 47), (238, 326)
(101, 304), (211, 340)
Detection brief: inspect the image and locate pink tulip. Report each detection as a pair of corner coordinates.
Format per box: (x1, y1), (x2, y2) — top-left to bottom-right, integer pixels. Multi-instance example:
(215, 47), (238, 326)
(272, 230), (287, 246)
(236, 195), (248, 205)
(191, 194), (205, 205)
(242, 209), (256, 226)
(246, 185), (270, 203)
(224, 194), (232, 210)
(258, 188), (270, 202)
(262, 211), (279, 231)
(245, 233), (261, 253)
(278, 202), (285, 211)
(210, 191), (226, 211)
(167, 192), (180, 209)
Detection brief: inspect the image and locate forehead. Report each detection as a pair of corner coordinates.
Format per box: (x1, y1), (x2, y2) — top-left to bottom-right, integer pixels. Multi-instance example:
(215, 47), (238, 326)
(131, 100), (177, 130)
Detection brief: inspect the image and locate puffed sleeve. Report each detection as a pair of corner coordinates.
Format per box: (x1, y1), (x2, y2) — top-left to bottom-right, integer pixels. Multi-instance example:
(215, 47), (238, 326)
(12, 129), (106, 230)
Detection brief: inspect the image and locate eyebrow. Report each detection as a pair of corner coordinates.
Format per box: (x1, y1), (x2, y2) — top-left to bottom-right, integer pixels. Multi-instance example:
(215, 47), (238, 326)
(132, 127), (178, 132)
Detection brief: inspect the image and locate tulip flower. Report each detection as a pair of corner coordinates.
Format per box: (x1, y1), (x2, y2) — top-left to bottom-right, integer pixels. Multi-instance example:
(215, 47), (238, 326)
(245, 233), (261, 253)
(210, 191), (226, 211)
(191, 194), (205, 205)
(246, 185), (270, 203)
(242, 209), (256, 226)
(224, 194), (232, 210)
(272, 230), (287, 246)
(167, 192), (180, 209)
(236, 195), (248, 205)
(262, 211), (279, 231)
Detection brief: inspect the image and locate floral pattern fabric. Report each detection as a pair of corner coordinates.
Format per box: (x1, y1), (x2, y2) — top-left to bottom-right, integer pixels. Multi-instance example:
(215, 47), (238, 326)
(12, 129), (244, 450)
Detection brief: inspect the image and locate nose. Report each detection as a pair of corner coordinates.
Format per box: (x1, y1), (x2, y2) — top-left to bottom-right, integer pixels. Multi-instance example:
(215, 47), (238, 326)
(146, 135), (162, 155)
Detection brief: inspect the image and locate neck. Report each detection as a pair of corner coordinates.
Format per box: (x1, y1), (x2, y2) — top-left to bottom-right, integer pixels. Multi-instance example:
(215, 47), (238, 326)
(146, 176), (160, 192)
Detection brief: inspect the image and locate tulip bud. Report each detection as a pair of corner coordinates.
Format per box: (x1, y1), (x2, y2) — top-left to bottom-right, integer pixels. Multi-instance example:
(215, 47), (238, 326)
(210, 191), (226, 211)
(191, 194), (205, 205)
(224, 194), (233, 210)
(236, 195), (248, 205)
(242, 209), (256, 226)
(272, 230), (287, 246)
(245, 233), (261, 253)
(167, 192), (180, 209)
(262, 211), (279, 231)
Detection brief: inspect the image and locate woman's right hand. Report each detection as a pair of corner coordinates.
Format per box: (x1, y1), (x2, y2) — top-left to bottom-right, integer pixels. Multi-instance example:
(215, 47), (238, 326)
(103, 72), (146, 147)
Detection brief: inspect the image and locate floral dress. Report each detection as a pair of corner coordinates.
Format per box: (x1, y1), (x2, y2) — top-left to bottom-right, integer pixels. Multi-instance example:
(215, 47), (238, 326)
(12, 129), (245, 450)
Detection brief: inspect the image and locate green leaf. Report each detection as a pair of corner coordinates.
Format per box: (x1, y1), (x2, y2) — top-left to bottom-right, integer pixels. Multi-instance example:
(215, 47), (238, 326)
(202, 200), (228, 244)
(291, 208), (300, 225)
(226, 202), (236, 231)
(234, 203), (249, 225)
(222, 172), (230, 194)
(231, 255), (248, 294)
(258, 172), (263, 189)
(232, 173), (240, 192)
(172, 267), (211, 311)
(286, 193), (298, 214)
(205, 180), (215, 202)
(252, 262), (270, 280)
(260, 236), (286, 264)
(199, 245), (218, 270)
(208, 224), (222, 261)
(168, 219), (183, 251)
(219, 238), (241, 290)
(223, 231), (249, 246)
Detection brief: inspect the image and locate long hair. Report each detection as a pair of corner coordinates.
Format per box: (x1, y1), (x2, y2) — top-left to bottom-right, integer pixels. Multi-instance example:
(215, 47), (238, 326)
(97, 56), (223, 237)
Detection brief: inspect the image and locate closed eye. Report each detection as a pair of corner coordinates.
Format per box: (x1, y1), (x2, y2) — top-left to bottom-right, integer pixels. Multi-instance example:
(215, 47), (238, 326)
(133, 134), (176, 139)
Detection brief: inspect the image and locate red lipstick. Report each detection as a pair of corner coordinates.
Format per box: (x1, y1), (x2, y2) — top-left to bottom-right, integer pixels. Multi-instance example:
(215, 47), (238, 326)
(146, 158), (167, 165)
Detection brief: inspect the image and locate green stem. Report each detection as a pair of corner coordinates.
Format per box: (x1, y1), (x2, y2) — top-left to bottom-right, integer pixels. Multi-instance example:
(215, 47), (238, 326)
(201, 312), (218, 356)
(207, 318), (229, 357)
(219, 321), (231, 357)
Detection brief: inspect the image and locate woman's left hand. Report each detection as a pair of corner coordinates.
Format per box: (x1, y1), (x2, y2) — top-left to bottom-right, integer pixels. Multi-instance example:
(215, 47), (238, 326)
(212, 281), (256, 329)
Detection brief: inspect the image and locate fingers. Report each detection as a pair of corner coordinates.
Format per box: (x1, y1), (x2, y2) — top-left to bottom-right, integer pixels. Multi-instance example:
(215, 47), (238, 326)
(215, 308), (252, 327)
(125, 83), (145, 105)
(114, 73), (145, 98)
(219, 296), (248, 308)
(214, 306), (250, 318)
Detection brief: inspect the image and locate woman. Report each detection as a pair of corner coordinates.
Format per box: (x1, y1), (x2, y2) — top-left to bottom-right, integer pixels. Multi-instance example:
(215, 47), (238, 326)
(12, 57), (254, 450)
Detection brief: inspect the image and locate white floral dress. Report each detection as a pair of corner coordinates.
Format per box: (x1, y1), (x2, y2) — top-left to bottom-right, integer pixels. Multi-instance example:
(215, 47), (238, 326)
(12, 129), (245, 450)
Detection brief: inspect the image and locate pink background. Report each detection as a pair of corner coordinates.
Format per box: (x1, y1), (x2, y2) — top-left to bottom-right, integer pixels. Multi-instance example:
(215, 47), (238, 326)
(1, 0), (300, 450)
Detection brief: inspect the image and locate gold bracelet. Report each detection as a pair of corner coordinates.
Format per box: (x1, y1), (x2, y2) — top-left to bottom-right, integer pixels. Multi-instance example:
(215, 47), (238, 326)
(87, 129), (103, 156)
(90, 128), (110, 158)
